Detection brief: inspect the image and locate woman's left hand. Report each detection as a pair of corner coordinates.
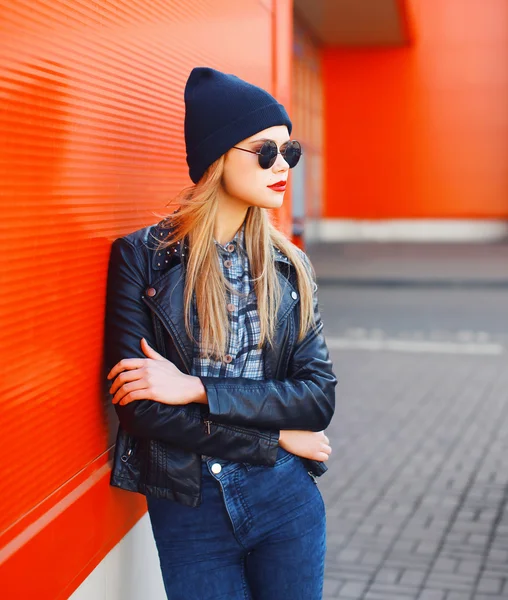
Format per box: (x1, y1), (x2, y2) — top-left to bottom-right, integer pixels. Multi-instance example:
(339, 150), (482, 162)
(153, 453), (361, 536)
(107, 338), (206, 406)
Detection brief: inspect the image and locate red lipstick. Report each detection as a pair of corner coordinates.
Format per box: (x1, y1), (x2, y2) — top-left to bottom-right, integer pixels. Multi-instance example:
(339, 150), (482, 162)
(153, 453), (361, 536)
(268, 180), (287, 192)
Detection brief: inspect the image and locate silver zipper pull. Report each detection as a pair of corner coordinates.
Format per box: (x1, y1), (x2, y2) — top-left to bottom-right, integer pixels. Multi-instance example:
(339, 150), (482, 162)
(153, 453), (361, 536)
(203, 419), (211, 434)
(121, 448), (133, 463)
(307, 471), (318, 484)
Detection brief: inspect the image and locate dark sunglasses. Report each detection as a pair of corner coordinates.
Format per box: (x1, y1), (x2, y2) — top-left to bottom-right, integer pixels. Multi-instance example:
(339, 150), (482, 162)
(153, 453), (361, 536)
(232, 139), (302, 169)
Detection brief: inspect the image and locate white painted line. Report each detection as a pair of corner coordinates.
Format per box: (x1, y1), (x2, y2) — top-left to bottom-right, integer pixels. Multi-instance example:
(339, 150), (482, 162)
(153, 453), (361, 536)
(326, 337), (505, 355)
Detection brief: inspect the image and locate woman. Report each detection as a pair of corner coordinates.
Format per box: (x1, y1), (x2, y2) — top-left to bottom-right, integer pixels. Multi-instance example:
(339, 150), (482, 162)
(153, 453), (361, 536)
(104, 66), (337, 600)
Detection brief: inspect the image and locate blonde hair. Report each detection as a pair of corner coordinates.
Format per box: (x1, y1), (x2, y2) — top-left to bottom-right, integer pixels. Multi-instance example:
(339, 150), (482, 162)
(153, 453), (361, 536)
(153, 155), (316, 361)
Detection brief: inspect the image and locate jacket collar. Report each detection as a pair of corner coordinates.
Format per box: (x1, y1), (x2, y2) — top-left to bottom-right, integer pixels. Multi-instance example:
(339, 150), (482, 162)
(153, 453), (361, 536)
(150, 220), (292, 272)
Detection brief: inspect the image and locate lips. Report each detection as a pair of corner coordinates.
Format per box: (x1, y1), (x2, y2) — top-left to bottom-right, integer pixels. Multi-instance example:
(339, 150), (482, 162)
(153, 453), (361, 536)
(268, 180), (287, 191)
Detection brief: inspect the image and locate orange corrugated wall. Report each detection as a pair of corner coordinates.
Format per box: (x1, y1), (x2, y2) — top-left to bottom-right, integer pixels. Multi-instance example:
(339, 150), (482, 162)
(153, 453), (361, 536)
(323, 0), (508, 220)
(0, 1), (293, 598)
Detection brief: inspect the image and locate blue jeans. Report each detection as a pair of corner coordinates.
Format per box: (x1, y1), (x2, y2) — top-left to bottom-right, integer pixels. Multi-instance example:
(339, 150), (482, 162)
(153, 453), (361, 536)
(146, 447), (326, 599)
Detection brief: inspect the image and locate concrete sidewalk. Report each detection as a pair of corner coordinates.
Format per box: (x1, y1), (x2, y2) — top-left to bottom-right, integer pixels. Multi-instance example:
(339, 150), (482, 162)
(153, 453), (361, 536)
(306, 241), (508, 287)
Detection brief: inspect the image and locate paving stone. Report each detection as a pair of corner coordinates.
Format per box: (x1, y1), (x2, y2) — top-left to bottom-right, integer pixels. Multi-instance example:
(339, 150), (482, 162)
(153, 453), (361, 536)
(433, 557), (458, 572)
(364, 592), (414, 600)
(455, 560), (482, 576)
(338, 581), (369, 597)
(398, 570), (427, 586)
(373, 568), (401, 585)
(476, 576), (504, 594)
(337, 548), (363, 563)
(418, 590), (446, 600)
(323, 578), (341, 595)
(445, 593), (472, 600)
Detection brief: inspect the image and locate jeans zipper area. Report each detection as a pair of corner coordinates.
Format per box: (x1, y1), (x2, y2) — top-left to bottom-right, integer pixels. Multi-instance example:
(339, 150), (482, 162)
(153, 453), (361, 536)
(213, 474), (248, 550)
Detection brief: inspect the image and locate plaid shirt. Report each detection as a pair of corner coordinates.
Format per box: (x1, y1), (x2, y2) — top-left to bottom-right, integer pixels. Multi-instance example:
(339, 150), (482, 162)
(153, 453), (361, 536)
(191, 223), (265, 463)
(191, 223), (265, 381)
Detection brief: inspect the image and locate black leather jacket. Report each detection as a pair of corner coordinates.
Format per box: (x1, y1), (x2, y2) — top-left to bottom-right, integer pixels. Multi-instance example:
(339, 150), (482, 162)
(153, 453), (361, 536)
(105, 220), (337, 507)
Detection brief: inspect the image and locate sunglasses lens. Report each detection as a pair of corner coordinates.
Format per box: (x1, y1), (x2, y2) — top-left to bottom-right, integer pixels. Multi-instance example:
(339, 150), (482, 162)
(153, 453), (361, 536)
(282, 140), (302, 168)
(258, 140), (278, 169)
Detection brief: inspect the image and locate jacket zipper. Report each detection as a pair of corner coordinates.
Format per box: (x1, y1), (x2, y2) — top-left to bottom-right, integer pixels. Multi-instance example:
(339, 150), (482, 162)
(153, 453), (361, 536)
(121, 446), (133, 463)
(200, 415), (274, 441)
(275, 317), (291, 380)
(213, 420), (272, 441)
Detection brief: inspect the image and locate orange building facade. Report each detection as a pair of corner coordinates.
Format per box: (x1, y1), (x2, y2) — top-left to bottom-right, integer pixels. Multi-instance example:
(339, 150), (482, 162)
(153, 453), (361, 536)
(322, 0), (508, 224)
(1, 1), (506, 598)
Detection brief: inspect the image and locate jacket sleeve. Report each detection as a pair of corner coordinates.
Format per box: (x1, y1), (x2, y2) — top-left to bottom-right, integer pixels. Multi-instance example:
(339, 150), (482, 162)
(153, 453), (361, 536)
(200, 257), (337, 431)
(104, 237), (280, 466)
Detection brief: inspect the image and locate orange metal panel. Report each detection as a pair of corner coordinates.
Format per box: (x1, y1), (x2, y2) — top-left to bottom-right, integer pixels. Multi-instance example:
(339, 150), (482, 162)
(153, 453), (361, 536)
(0, 0), (285, 596)
(0, 456), (146, 599)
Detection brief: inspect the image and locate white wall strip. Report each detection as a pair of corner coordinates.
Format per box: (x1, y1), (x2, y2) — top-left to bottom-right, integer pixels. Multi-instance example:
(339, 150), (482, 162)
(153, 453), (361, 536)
(69, 513), (165, 600)
(306, 219), (508, 242)
(326, 337), (505, 355)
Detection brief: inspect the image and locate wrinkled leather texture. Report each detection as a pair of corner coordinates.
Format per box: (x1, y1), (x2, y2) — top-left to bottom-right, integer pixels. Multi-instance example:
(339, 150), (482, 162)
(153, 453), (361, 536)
(105, 220), (337, 507)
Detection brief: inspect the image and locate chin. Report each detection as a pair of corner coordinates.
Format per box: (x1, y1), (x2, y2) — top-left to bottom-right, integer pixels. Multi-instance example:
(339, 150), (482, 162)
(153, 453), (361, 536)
(257, 193), (285, 209)
(255, 199), (284, 210)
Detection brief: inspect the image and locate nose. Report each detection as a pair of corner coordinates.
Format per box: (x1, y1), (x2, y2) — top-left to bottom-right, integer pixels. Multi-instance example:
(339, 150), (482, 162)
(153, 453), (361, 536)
(272, 152), (290, 172)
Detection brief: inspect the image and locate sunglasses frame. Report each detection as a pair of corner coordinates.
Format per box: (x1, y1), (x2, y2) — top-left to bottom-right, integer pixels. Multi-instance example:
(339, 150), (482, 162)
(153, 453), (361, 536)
(232, 139), (302, 169)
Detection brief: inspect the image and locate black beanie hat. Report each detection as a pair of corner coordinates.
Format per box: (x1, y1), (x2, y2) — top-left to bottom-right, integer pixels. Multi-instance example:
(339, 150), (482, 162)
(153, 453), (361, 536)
(184, 67), (293, 184)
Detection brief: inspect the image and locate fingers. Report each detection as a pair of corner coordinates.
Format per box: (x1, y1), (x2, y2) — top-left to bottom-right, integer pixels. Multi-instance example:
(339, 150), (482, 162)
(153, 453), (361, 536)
(317, 451), (331, 461)
(117, 388), (151, 406)
(316, 431), (329, 444)
(109, 367), (146, 395)
(112, 379), (150, 405)
(321, 443), (332, 456)
(316, 451), (329, 461)
(107, 358), (147, 380)
(316, 443), (332, 461)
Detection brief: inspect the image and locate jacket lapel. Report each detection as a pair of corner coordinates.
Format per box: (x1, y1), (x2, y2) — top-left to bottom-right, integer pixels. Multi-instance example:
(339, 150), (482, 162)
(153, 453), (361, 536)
(144, 221), (299, 375)
(143, 263), (195, 372)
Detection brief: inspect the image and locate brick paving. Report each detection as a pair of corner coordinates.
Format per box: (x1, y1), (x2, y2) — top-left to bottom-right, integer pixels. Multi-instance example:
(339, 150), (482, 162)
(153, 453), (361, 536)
(312, 240), (508, 600)
(321, 349), (508, 600)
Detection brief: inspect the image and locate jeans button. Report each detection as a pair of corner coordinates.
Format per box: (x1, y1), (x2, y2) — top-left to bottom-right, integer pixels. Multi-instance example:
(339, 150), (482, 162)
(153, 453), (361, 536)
(211, 463), (222, 474)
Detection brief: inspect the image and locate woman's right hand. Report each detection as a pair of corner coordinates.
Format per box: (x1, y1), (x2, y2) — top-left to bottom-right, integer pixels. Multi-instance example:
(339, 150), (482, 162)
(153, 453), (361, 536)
(279, 430), (332, 462)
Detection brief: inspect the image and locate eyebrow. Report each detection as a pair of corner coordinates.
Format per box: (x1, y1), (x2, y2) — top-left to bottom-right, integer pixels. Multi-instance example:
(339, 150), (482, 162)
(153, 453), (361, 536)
(248, 138), (290, 145)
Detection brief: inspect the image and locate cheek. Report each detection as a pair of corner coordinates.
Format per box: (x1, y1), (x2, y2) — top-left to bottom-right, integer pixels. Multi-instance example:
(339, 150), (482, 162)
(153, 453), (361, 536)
(223, 165), (266, 202)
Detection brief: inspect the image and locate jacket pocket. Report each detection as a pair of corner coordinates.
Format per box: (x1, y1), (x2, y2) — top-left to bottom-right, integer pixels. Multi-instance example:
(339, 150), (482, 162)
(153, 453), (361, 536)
(111, 426), (141, 483)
